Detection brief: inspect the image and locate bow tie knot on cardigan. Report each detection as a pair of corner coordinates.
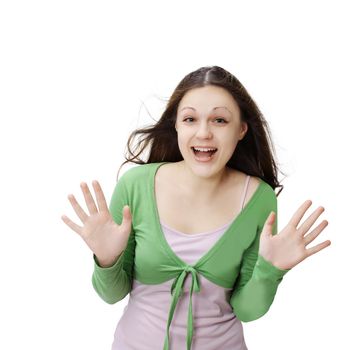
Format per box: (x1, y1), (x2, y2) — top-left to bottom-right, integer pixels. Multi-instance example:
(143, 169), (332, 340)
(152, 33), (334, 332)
(164, 265), (201, 350)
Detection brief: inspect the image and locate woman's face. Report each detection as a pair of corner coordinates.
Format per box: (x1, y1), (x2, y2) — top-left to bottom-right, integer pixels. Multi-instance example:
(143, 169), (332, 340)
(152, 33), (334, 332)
(175, 85), (247, 177)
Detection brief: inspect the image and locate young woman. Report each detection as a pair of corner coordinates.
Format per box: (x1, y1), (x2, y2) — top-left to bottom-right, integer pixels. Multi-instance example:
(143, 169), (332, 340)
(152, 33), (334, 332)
(61, 66), (331, 350)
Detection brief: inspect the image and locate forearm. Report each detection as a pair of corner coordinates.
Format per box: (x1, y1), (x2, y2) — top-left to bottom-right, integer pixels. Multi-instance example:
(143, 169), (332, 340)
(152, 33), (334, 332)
(230, 254), (290, 322)
(92, 251), (131, 304)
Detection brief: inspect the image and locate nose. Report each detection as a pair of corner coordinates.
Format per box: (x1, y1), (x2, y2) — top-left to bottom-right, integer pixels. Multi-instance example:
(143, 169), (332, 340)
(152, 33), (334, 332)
(196, 121), (212, 139)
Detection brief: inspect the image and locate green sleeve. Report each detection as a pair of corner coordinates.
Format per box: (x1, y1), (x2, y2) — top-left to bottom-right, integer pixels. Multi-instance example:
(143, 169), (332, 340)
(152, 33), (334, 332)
(230, 188), (291, 322)
(91, 173), (136, 304)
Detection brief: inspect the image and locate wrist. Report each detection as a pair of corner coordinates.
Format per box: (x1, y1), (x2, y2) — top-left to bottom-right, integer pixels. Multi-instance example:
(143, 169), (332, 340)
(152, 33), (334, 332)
(96, 252), (123, 268)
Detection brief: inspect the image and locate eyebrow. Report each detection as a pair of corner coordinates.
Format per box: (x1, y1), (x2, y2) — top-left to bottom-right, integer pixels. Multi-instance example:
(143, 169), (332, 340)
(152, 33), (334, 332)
(178, 106), (232, 115)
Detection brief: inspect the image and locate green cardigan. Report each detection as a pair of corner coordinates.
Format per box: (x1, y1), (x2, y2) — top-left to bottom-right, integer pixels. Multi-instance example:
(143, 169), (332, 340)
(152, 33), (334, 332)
(92, 161), (291, 350)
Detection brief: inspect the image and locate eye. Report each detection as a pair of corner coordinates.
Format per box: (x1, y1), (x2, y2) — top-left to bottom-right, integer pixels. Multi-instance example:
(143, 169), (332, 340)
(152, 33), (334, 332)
(215, 118), (227, 124)
(182, 116), (228, 124)
(183, 117), (194, 122)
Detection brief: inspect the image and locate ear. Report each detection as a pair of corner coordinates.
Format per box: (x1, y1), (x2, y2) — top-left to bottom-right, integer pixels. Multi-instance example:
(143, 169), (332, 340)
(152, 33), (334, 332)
(239, 122), (248, 140)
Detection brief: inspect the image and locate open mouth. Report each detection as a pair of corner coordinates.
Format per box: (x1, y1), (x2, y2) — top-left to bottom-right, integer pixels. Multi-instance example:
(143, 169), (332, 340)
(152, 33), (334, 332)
(191, 147), (218, 160)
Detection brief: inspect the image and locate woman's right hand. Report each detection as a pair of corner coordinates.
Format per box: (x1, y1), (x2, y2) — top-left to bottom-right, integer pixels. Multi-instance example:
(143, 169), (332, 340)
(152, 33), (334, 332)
(61, 180), (132, 268)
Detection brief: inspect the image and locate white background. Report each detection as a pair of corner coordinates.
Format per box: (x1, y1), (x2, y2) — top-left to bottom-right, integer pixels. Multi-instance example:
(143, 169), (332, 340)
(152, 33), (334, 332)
(1, 0), (345, 349)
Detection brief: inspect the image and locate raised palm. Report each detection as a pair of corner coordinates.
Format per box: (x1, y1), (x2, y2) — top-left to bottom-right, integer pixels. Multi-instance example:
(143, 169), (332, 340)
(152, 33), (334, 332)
(61, 180), (132, 267)
(259, 200), (331, 270)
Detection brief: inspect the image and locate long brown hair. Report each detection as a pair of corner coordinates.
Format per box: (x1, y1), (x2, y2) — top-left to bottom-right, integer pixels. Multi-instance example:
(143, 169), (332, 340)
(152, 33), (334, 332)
(116, 65), (286, 196)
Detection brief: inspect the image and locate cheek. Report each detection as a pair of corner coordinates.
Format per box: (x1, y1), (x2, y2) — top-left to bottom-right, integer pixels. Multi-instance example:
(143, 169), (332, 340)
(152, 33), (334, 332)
(220, 134), (240, 154)
(176, 130), (190, 142)
(176, 133), (187, 150)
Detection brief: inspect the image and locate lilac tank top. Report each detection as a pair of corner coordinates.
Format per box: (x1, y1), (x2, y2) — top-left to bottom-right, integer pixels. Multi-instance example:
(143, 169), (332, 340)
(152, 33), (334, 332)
(111, 176), (251, 350)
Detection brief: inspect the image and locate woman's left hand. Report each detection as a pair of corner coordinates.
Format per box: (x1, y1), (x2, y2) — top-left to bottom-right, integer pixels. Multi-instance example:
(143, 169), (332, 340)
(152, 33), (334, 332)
(258, 200), (331, 270)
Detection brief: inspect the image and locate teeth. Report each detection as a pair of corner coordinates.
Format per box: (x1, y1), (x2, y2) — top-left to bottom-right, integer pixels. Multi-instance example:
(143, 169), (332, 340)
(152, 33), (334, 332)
(193, 147), (217, 152)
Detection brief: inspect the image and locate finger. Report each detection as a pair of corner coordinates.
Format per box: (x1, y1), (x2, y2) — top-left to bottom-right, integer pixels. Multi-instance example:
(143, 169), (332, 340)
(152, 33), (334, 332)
(91, 180), (109, 213)
(306, 239), (332, 257)
(298, 206), (325, 235)
(61, 214), (83, 235)
(67, 194), (88, 223)
(304, 220), (329, 245)
(288, 200), (313, 228)
(80, 182), (98, 215)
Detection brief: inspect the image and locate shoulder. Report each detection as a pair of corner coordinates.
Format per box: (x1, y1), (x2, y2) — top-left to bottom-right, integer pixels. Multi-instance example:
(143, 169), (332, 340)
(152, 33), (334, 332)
(116, 163), (166, 193)
(229, 168), (262, 194)
(233, 169), (277, 206)
(118, 162), (158, 182)
(235, 169), (274, 192)
(253, 177), (278, 220)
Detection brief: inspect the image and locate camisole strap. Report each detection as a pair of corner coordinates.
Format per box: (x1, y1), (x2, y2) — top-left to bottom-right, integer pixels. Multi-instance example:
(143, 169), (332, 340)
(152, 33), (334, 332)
(240, 175), (251, 211)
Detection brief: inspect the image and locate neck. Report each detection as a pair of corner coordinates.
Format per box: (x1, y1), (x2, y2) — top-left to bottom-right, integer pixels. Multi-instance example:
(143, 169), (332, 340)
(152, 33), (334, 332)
(175, 160), (232, 201)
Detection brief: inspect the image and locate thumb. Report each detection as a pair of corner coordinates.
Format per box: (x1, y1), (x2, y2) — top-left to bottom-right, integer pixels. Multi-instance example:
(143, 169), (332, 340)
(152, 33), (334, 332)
(262, 211), (275, 237)
(121, 205), (132, 227)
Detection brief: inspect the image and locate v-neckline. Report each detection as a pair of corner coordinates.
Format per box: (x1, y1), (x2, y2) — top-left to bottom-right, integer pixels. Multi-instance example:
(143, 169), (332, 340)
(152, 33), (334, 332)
(151, 161), (266, 268)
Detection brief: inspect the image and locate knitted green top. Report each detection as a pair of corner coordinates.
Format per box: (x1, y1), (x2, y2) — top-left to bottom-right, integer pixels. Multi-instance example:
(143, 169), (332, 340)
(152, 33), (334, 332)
(92, 162), (290, 350)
